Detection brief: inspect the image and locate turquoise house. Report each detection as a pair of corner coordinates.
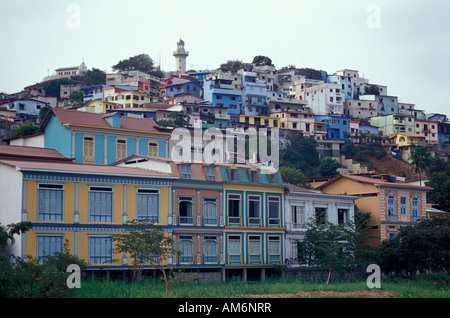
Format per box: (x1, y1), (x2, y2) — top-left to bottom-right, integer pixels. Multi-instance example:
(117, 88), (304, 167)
(40, 108), (172, 165)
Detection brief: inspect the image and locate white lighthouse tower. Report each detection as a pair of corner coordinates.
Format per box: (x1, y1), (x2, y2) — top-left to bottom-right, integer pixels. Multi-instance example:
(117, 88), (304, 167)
(173, 38), (189, 74)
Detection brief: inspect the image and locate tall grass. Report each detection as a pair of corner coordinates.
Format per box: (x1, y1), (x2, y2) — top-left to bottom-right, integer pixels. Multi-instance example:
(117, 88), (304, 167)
(75, 274), (449, 298)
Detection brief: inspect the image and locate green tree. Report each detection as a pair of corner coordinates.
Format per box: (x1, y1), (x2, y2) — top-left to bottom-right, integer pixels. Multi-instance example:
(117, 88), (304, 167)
(113, 219), (181, 298)
(363, 85), (380, 95)
(112, 54), (164, 78)
(318, 157), (341, 177)
(296, 68), (324, 80)
(80, 68), (106, 85)
(379, 217), (450, 277)
(157, 111), (192, 128)
(410, 146), (431, 186)
(219, 60), (245, 73)
(69, 90), (84, 105)
(14, 121), (38, 137)
(279, 166), (310, 188)
(252, 55), (273, 67)
(297, 219), (357, 284)
(424, 156), (450, 212)
(0, 221), (32, 251)
(281, 131), (320, 177)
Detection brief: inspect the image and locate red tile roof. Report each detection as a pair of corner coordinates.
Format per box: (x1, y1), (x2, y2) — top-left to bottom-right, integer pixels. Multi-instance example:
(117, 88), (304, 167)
(0, 159), (174, 178)
(47, 108), (162, 133)
(316, 174), (432, 190)
(284, 183), (317, 193)
(0, 145), (73, 162)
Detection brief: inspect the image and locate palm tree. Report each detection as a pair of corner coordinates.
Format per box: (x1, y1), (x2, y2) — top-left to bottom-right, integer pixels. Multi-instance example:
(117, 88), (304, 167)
(410, 146), (431, 186)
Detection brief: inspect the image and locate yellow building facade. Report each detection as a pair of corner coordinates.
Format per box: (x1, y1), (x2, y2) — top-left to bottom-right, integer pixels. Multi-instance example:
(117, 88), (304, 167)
(0, 159), (175, 269)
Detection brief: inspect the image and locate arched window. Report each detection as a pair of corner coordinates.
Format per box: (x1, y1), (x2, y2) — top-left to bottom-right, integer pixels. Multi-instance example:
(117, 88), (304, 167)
(387, 192), (396, 220)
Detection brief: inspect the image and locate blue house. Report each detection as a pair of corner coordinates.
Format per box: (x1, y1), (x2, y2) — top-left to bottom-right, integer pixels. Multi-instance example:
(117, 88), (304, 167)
(438, 121), (450, 144)
(239, 70), (269, 116)
(40, 108), (171, 165)
(315, 115), (350, 140)
(360, 94), (399, 115)
(326, 74), (353, 100)
(203, 79), (241, 120)
(161, 81), (202, 99)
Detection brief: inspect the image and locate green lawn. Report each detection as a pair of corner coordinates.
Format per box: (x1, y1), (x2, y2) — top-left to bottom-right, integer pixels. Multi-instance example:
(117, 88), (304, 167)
(75, 274), (449, 298)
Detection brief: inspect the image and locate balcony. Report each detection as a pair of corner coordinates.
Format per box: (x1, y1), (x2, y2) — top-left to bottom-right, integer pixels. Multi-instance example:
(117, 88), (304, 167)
(215, 113), (230, 120)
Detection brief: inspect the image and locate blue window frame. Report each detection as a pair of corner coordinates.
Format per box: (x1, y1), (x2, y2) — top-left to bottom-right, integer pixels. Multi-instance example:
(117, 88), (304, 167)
(400, 197), (407, 216)
(203, 236), (218, 263)
(412, 194), (420, 221)
(178, 235), (194, 264)
(89, 235), (112, 264)
(203, 198), (218, 225)
(181, 163), (191, 179)
(89, 186), (113, 222)
(387, 192), (396, 220)
(37, 234), (63, 262)
(178, 196), (193, 225)
(37, 184), (64, 221)
(136, 188), (159, 222)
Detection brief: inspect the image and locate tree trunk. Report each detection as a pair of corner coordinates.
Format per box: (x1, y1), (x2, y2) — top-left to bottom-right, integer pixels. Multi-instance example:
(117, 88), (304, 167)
(327, 262), (333, 285)
(161, 266), (169, 298)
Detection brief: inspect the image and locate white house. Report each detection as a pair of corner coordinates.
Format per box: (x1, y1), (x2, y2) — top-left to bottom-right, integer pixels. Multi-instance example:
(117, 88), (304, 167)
(283, 183), (357, 267)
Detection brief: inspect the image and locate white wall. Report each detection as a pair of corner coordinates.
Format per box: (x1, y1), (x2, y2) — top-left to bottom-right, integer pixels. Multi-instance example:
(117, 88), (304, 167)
(0, 164), (24, 261)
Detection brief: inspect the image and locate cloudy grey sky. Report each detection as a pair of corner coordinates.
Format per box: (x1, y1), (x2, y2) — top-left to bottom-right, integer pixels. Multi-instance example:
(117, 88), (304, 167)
(1, 0), (449, 116)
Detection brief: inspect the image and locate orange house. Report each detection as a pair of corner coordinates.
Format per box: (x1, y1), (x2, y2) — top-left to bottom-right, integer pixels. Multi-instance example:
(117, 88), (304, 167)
(315, 174), (432, 245)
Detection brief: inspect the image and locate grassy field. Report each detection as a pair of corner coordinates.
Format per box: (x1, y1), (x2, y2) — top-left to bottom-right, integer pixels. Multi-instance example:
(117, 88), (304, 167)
(75, 274), (449, 298)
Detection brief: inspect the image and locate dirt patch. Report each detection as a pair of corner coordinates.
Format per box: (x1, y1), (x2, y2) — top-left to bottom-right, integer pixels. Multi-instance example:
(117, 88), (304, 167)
(248, 290), (399, 298)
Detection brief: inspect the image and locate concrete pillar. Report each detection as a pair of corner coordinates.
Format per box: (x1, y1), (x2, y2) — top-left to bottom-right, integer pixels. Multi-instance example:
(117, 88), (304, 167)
(242, 268), (247, 282)
(261, 268), (266, 281)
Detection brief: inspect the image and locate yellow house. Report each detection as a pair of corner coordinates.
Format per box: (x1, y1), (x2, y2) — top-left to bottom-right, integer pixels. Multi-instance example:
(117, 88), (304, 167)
(0, 159), (176, 270)
(103, 86), (158, 109)
(315, 174), (432, 245)
(78, 100), (120, 113)
(239, 115), (279, 128)
(389, 132), (426, 162)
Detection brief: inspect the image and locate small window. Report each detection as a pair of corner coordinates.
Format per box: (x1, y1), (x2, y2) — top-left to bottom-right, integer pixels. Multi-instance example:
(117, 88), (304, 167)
(230, 168), (238, 181)
(250, 170), (258, 182)
(206, 165), (215, 181)
(89, 186), (113, 222)
(181, 163), (191, 179)
(38, 184), (64, 221)
(137, 188), (159, 221)
(116, 139), (127, 160)
(148, 142), (158, 157)
(179, 196), (193, 224)
(228, 194), (241, 224)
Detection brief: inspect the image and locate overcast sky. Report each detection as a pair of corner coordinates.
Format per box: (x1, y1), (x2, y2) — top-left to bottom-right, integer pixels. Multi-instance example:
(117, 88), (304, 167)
(1, 0), (449, 116)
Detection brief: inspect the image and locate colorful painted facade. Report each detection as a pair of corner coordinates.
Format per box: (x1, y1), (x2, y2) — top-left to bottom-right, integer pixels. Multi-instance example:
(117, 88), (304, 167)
(315, 174), (432, 245)
(0, 158), (175, 269)
(40, 108), (171, 164)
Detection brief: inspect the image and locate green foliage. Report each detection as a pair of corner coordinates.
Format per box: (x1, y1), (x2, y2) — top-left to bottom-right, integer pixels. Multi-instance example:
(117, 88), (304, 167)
(363, 85), (380, 95)
(279, 166), (310, 188)
(252, 55), (273, 67)
(297, 219), (358, 283)
(14, 120), (38, 137)
(0, 224), (85, 298)
(69, 90), (84, 105)
(424, 156), (450, 211)
(296, 68), (324, 80)
(39, 105), (50, 122)
(410, 146), (431, 184)
(0, 221), (32, 249)
(318, 157), (341, 177)
(113, 219), (181, 297)
(79, 68), (106, 85)
(157, 111), (191, 128)
(281, 131), (341, 177)
(112, 53), (164, 78)
(379, 217), (450, 277)
(219, 60), (245, 73)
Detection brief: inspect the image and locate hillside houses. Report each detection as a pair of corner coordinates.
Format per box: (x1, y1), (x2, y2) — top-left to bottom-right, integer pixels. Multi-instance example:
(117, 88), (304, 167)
(0, 39), (447, 280)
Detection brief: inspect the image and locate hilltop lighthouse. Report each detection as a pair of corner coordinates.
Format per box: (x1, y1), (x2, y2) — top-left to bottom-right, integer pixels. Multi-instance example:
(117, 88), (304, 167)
(173, 38), (189, 74)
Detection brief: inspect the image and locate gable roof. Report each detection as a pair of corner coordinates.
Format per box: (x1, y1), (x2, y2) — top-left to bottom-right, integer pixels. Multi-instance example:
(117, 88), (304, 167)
(0, 145), (73, 162)
(0, 159), (174, 178)
(40, 108), (164, 134)
(389, 132), (426, 139)
(316, 174), (432, 191)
